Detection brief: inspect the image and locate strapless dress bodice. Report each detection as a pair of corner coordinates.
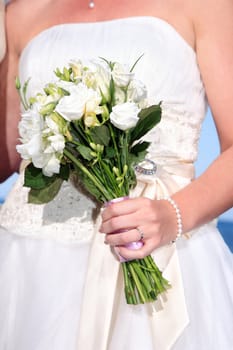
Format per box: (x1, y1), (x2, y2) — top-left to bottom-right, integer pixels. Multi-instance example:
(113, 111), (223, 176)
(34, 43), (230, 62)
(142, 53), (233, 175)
(1, 17), (207, 241)
(19, 16), (207, 162)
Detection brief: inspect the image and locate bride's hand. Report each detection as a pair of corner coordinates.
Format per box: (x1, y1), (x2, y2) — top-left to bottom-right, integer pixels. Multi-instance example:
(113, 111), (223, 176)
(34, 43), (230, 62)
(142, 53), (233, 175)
(99, 197), (178, 260)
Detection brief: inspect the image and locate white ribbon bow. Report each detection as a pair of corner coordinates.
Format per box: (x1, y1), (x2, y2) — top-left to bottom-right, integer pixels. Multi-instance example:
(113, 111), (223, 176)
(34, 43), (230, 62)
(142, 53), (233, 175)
(77, 158), (193, 350)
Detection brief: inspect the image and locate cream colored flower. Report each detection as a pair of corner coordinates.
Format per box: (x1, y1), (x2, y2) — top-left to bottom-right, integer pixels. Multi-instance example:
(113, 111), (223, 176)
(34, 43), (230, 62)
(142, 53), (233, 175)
(110, 102), (140, 130)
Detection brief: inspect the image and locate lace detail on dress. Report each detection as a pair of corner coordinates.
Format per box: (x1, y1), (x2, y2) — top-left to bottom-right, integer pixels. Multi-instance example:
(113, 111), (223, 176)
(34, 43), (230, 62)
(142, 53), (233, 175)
(0, 174), (97, 243)
(143, 100), (206, 163)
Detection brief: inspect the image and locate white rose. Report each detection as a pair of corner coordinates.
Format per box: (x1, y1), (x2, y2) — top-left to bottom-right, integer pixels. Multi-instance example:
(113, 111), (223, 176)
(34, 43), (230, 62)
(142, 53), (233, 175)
(55, 83), (101, 121)
(112, 62), (134, 87)
(110, 102), (140, 131)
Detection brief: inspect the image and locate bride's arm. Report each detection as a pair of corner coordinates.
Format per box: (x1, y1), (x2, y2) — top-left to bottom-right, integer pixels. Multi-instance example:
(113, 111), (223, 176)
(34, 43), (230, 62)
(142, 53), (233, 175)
(0, 0), (61, 181)
(0, 2), (24, 181)
(0, 0), (6, 62)
(100, 0), (233, 259)
(173, 0), (233, 231)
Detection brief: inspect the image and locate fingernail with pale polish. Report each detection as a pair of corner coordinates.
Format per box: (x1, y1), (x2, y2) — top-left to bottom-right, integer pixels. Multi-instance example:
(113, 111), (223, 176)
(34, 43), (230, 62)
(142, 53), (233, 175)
(114, 248), (127, 262)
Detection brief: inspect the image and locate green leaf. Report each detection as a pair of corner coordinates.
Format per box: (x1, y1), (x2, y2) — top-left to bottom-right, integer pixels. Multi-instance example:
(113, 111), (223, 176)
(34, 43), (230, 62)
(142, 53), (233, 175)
(28, 177), (64, 204)
(105, 146), (116, 158)
(130, 141), (150, 155)
(76, 144), (94, 160)
(24, 163), (69, 190)
(24, 163), (58, 190)
(59, 164), (70, 181)
(89, 125), (110, 146)
(128, 150), (148, 166)
(130, 104), (162, 143)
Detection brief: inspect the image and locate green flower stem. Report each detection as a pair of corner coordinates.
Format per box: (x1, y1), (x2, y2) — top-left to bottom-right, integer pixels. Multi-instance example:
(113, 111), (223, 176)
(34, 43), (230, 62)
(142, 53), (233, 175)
(122, 256), (171, 305)
(122, 263), (138, 304)
(122, 131), (130, 194)
(144, 256), (170, 293)
(63, 148), (112, 201)
(90, 163), (117, 199)
(16, 81), (29, 110)
(140, 259), (157, 297)
(99, 161), (123, 198)
(98, 161), (119, 197)
(127, 262), (147, 304)
(70, 123), (87, 145)
(108, 124), (121, 170)
(144, 259), (164, 293)
(19, 91), (29, 110)
(130, 260), (156, 300)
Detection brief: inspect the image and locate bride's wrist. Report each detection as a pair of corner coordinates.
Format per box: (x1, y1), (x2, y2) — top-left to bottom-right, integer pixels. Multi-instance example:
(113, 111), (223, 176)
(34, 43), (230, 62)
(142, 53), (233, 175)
(159, 197), (183, 243)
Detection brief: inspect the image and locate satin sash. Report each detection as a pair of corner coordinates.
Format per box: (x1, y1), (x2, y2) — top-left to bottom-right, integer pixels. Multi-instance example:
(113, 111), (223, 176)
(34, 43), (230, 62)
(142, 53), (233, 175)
(77, 158), (193, 350)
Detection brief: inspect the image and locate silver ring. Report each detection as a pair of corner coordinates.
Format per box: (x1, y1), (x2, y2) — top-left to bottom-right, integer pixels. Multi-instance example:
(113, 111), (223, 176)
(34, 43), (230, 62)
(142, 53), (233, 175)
(135, 159), (157, 176)
(136, 227), (144, 241)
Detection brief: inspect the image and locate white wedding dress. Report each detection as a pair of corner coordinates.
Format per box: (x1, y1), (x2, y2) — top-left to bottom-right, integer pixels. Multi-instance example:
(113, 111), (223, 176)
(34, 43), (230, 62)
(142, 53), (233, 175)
(0, 17), (232, 350)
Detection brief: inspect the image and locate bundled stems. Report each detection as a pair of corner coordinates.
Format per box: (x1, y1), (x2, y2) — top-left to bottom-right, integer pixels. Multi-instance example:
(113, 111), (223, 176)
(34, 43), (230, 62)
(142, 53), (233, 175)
(63, 148), (112, 201)
(122, 258), (170, 305)
(64, 146), (170, 305)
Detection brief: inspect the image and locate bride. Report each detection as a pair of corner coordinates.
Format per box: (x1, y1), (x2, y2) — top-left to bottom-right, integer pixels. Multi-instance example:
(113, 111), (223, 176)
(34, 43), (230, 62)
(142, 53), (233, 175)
(0, 0), (233, 349)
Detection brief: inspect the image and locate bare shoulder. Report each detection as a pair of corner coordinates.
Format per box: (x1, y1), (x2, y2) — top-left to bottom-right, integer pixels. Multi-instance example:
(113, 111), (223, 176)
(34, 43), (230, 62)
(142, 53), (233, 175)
(167, 0), (233, 43)
(188, 0), (233, 40)
(189, 0), (233, 149)
(6, 0), (51, 55)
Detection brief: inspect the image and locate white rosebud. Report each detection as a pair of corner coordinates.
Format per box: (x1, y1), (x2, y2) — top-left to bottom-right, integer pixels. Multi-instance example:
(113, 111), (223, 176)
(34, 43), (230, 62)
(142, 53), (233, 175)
(112, 62), (134, 87)
(110, 102), (140, 131)
(69, 59), (84, 80)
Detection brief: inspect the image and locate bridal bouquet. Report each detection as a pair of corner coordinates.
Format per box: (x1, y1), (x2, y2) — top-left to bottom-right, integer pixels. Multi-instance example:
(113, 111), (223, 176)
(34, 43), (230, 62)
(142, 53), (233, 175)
(16, 56), (170, 304)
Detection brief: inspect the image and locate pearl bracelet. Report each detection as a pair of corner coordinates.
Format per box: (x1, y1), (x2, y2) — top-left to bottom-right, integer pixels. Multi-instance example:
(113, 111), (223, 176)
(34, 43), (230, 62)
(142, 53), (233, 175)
(162, 197), (183, 243)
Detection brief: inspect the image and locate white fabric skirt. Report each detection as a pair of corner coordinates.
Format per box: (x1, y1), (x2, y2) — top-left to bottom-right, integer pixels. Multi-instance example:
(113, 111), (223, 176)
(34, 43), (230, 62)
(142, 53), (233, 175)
(0, 223), (232, 350)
